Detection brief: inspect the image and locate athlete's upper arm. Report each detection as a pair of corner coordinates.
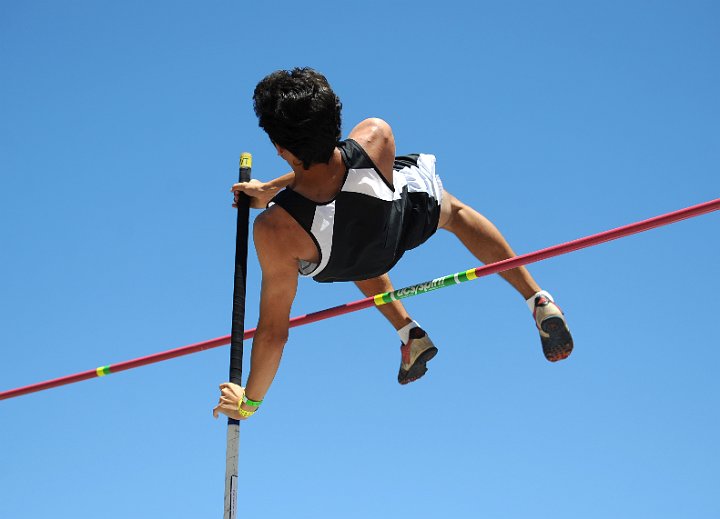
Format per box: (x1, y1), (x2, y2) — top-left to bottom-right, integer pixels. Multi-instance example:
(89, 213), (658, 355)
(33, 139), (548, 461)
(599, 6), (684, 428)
(348, 118), (396, 181)
(253, 211), (299, 340)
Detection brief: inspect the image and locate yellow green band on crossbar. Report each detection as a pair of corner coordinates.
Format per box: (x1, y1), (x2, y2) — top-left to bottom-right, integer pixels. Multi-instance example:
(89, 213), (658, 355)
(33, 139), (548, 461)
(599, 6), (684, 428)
(373, 268), (480, 306)
(96, 365), (111, 377)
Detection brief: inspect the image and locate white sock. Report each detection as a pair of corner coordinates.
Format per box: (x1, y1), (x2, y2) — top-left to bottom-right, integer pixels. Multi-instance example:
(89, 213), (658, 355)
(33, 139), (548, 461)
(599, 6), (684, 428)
(397, 320), (421, 344)
(526, 290), (554, 312)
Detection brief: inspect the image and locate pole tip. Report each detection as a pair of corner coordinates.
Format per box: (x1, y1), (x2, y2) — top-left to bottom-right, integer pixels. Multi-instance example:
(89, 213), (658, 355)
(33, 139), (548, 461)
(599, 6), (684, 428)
(239, 152), (252, 169)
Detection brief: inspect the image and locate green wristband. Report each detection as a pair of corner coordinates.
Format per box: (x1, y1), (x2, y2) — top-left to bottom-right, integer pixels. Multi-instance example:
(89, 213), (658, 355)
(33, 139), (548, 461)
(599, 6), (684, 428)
(242, 395), (263, 408)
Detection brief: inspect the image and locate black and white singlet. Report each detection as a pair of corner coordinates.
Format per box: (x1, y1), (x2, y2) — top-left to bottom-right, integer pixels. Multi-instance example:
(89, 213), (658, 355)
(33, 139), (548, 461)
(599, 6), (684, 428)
(269, 139), (443, 283)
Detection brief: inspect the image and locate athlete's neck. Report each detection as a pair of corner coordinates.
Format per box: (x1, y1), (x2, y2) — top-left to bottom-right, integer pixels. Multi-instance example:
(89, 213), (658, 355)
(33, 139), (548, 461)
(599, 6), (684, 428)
(291, 148), (346, 202)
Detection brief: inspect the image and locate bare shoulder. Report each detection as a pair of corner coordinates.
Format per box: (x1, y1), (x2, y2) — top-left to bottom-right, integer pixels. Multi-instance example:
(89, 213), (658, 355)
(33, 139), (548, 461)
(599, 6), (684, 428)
(254, 206), (295, 250)
(254, 205), (285, 233)
(350, 118), (394, 140)
(254, 205), (318, 265)
(348, 118), (396, 180)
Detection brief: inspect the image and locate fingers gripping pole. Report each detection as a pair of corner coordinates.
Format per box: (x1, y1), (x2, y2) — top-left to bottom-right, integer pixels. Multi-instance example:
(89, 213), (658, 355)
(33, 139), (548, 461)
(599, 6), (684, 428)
(1, 198), (718, 401)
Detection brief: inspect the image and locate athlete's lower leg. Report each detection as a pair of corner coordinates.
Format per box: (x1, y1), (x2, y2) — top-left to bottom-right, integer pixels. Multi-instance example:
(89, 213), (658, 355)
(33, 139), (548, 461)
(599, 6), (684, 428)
(438, 191), (540, 300)
(354, 275), (412, 331)
(355, 274), (439, 382)
(438, 190), (573, 361)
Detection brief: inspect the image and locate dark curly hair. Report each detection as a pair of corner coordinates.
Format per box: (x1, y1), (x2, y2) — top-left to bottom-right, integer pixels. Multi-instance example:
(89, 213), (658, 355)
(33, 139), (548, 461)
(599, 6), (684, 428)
(253, 68), (342, 169)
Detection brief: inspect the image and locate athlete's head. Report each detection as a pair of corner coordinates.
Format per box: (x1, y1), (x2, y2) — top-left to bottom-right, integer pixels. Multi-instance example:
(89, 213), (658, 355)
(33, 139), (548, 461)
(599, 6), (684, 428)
(253, 67), (342, 169)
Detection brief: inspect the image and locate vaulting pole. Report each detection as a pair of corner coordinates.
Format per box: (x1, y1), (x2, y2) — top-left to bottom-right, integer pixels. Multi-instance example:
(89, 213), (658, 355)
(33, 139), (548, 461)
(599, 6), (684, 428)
(1, 197), (718, 401)
(224, 152), (252, 519)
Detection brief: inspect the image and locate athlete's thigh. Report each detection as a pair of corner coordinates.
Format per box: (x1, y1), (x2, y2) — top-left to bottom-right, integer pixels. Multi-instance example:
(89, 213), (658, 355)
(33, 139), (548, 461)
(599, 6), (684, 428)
(438, 189), (459, 230)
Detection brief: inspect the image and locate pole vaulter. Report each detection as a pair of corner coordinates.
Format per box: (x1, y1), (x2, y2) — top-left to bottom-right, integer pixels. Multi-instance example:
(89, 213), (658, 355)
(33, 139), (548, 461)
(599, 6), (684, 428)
(1, 197), (718, 402)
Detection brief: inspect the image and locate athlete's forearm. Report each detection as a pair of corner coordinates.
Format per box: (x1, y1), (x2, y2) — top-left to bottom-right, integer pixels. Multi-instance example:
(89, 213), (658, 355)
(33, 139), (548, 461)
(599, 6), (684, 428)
(231, 172), (296, 209)
(243, 330), (288, 402)
(266, 171), (295, 191)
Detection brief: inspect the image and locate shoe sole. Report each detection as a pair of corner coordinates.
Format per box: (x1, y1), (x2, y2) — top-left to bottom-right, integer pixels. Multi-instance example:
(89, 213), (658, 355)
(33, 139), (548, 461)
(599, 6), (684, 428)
(398, 347), (438, 385)
(540, 316), (574, 362)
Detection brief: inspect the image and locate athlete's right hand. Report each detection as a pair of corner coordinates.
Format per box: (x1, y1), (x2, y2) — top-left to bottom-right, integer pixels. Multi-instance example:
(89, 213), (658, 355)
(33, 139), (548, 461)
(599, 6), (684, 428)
(212, 382), (248, 420)
(231, 179), (277, 209)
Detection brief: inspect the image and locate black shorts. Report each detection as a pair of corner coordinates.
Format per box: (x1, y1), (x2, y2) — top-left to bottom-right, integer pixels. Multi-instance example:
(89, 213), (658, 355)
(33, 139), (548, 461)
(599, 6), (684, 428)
(393, 153), (443, 253)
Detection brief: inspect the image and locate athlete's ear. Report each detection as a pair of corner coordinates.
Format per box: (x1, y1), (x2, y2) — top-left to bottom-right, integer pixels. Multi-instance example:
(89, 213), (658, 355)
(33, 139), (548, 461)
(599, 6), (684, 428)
(273, 142), (285, 157)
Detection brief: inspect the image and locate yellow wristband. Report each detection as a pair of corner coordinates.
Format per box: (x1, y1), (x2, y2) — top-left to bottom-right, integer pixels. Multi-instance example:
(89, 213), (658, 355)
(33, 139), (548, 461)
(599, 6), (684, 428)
(237, 400), (257, 418)
(238, 407), (256, 418)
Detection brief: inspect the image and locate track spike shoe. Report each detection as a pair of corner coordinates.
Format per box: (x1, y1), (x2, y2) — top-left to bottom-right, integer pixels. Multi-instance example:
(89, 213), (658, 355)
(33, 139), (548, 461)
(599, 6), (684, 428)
(533, 294), (573, 362)
(398, 327), (438, 385)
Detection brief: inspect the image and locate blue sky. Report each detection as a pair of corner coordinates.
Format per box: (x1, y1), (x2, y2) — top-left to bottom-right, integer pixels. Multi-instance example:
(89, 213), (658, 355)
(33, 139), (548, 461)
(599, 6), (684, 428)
(1, 1), (718, 518)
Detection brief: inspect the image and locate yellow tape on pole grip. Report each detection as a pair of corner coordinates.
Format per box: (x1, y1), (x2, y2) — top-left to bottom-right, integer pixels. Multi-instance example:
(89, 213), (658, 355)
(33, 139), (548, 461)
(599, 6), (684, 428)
(240, 152), (252, 169)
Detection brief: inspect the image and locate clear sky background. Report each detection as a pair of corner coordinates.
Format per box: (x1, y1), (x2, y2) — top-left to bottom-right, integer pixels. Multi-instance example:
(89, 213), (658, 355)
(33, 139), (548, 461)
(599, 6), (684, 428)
(1, 1), (719, 518)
